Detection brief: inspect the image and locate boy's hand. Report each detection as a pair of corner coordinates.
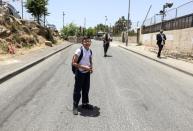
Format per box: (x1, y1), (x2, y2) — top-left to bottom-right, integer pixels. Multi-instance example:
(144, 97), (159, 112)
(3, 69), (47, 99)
(90, 67), (93, 73)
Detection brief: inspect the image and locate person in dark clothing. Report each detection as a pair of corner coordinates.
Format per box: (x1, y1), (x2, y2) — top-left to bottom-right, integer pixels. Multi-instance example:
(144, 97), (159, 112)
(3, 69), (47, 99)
(156, 29), (166, 58)
(103, 32), (111, 57)
(72, 37), (93, 115)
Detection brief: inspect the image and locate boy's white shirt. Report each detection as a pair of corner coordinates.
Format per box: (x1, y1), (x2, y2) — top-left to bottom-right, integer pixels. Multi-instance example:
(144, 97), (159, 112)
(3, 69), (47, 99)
(75, 46), (92, 73)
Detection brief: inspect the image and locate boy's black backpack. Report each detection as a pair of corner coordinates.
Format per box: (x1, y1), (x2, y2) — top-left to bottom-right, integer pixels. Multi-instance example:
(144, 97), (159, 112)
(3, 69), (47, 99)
(71, 47), (92, 74)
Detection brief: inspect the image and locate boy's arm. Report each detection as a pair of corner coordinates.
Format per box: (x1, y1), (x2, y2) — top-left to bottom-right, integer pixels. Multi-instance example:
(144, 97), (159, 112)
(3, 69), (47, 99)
(72, 54), (92, 71)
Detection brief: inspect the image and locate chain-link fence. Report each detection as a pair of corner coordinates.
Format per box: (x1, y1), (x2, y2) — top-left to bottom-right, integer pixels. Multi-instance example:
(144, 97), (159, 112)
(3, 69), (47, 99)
(142, 1), (193, 33)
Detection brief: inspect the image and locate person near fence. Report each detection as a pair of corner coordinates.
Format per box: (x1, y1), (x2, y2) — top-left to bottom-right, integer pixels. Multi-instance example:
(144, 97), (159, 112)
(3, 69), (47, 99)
(72, 37), (93, 115)
(156, 29), (166, 58)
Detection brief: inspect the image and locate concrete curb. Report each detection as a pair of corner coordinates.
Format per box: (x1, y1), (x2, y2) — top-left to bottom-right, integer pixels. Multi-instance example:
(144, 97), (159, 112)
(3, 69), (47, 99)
(0, 44), (74, 84)
(119, 45), (193, 77)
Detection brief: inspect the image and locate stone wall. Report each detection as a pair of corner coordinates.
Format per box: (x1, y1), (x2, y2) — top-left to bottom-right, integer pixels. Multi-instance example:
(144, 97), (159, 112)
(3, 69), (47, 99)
(139, 27), (193, 56)
(113, 36), (137, 43)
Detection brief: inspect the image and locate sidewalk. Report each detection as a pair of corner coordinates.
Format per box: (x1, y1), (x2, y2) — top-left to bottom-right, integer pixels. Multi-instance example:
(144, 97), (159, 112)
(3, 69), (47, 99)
(0, 41), (73, 84)
(112, 41), (193, 77)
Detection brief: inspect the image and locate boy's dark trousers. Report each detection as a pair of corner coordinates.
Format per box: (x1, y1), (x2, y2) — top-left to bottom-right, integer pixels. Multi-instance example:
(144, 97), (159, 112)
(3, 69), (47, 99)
(103, 42), (109, 56)
(73, 71), (90, 108)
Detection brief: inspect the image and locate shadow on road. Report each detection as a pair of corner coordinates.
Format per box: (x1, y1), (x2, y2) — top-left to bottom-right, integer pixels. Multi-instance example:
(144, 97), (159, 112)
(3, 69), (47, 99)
(78, 105), (100, 117)
(104, 55), (112, 58)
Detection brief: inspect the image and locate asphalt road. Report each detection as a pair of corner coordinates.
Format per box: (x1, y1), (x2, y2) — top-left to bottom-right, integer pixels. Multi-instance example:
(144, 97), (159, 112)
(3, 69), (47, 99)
(0, 40), (193, 131)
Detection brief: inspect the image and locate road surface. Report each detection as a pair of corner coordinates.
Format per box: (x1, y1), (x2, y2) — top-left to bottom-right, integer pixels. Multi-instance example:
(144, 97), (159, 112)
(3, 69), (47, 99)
(0, 40), (193, 131)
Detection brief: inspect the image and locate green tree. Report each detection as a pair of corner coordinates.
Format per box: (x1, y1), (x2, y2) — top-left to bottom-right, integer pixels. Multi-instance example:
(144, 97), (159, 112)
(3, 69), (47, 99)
(113, 16), (132, 35)
(95, 24), (106, 33)
(76, 26), (84, 37)
(25, 0), (49, 24)
(85, 27), (96, 37)
(60, 23), (78, 39)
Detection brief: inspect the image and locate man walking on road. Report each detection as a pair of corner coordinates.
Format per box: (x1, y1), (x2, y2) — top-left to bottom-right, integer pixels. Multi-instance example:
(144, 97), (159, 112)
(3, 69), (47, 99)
(156, 29), (166, 58)
(103, 32), (111, 57)
(72, 37), (93, 115)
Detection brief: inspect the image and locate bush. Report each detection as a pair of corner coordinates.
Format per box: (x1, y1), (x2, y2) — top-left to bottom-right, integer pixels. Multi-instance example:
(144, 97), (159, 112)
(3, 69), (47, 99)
(45, 29), (55, 43)
(60, 23), (78, 39)
(0, 41), (8, 53)
(12, 34), (21, 43)
(11, 24), (18, 33)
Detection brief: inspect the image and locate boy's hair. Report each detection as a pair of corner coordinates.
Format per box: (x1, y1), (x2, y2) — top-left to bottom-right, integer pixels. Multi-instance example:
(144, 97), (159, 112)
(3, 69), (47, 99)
(82, 36), (91, 43)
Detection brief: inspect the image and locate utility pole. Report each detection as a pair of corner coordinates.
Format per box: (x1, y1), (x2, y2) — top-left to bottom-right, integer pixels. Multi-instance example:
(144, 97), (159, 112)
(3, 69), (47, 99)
(126, 0), (131, 46)
(109, 23), (111, 33)
(127, 0), (130, 31)
(21, 0), (23, 19)
(63, 12), (65, 28)
(83, 17), (86, 36)
(84, 17), (86, 29)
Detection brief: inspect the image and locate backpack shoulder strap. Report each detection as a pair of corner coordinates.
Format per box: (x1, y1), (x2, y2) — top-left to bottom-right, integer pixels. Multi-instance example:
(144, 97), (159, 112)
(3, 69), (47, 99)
(89, 49), (92, 65)
(77, 46), (83, 63)
(90, 49), (92, 55)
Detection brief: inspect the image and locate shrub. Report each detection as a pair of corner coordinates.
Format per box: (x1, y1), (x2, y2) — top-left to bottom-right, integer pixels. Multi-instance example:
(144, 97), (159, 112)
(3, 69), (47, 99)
(12, 34), (21, 43)
(45, 29), (55, 43)
(0, 41), (8, 53)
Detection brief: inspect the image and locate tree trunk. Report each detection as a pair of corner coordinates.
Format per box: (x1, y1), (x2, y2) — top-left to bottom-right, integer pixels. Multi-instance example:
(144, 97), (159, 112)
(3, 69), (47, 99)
(37, 15), (40, 25)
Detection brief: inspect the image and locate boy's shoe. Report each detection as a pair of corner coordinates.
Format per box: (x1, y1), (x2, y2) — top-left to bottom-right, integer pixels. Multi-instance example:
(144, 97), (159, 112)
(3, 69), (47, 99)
(82, 104), (93, 110)
(73, 107), (78, 115)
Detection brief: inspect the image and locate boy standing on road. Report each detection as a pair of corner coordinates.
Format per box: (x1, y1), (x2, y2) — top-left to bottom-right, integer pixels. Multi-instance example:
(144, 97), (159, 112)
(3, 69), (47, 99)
(72, 37), (93, 115)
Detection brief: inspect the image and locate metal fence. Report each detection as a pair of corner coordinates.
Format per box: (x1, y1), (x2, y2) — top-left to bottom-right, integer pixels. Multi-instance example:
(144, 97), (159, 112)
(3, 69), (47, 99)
(142, 1), (193, 33)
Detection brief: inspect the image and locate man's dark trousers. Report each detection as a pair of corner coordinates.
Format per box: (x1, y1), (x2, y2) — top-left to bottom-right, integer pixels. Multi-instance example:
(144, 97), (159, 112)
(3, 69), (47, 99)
(73, 71), (90, 107)
(157, 44), (163, 57)
(103, 42), (109, 56)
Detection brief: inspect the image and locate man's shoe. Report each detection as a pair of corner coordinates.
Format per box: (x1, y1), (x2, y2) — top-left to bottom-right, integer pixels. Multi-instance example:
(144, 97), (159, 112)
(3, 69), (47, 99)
(82, 104), (93, 110)
(73, 107), (78, 115)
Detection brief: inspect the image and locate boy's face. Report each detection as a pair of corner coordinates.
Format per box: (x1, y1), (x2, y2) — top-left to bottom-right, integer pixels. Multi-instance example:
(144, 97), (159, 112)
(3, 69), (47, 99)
(82, 39), (91, 49)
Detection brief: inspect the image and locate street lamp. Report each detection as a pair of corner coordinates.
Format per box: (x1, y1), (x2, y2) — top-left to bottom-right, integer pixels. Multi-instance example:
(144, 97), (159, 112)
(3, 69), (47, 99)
(104, 16), (108, 32)
(63, 12), (66, 28)
(160, 2), (173, 29)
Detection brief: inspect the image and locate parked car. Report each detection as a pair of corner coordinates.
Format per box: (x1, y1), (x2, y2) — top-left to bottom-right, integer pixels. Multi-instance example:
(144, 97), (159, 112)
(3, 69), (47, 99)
(46, 24), (57, 31)
(2, 1), (21, 19)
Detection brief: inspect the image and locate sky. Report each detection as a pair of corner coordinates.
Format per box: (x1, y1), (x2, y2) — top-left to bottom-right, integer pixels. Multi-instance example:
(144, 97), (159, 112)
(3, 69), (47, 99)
(7, 0), (193, 30)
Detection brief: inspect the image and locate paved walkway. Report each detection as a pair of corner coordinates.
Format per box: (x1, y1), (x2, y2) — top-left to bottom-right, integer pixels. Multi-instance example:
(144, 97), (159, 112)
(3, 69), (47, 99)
(0, 41), (73, 83)
(111, 41), (193, 77)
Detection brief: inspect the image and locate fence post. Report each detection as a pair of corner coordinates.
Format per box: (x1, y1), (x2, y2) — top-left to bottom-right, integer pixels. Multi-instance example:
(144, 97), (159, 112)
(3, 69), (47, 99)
(154, 15), (156, 24)
(150, 17), (153, 32)
(175, 8), (178, 18)
(175, 8), (178, 29)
